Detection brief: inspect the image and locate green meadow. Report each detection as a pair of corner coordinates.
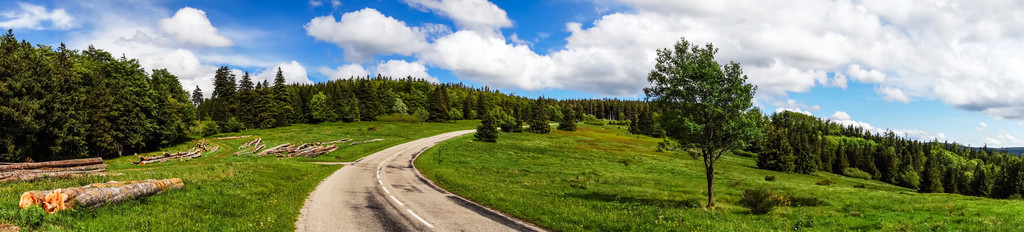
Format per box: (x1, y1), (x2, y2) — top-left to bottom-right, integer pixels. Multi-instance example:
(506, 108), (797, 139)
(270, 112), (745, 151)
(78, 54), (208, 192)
(416, 124), (1024, 231)
(0, 120), (477, 231)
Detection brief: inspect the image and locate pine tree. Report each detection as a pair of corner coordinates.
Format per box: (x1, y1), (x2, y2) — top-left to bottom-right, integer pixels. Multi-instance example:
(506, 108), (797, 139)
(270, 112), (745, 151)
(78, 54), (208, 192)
(919, 154), (944, 193)
(254, 80), (277, 128)
(971, 166), (993, 197)
(529, 98), (550, 134)
(757, 126), (795, 172)
(475, 110), (499, 142)
(557, 107), (577, 131)
(211, 66), (236, 122)
(273, 68), (291, 127)
(428, 84), (450, 122)
(357, 79), (380, 121)
(236, 71), (256, 128)
(463, 93), (476, 120)
(794, 134), (817, 174)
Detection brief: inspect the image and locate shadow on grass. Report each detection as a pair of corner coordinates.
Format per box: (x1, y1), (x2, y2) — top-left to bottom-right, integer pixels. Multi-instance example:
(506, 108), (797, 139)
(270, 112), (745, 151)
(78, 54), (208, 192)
(565, 192), (704, 209)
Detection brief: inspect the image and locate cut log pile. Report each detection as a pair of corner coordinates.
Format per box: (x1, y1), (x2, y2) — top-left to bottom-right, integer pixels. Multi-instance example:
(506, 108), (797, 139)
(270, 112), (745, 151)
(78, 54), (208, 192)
(19, 178), (184, 214)
(349, 138), (384, 145)
(1, 158), (111, 183)
(216, 135), (253, 140)
(133, 141), (217, 165)
(233, 137), (266, 156)
(315, 138), (352, 145)
(257, 143), (339, 158)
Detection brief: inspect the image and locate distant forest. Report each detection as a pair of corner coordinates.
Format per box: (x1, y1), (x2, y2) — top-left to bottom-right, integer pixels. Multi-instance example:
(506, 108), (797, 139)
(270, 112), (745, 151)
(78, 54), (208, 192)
(0, 30), (657, 162)
(4, 30), (1018, 200)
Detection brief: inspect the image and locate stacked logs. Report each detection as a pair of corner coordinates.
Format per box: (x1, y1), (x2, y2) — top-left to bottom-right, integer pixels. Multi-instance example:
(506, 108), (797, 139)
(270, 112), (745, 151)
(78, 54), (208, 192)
(19, 178), (184, 214)
(234, 137), (266, 156)
(133, 142), (217, 165)
(316, 138), (352, 145)
(258, 143), (339, 158)
(0, 158), (110, 183)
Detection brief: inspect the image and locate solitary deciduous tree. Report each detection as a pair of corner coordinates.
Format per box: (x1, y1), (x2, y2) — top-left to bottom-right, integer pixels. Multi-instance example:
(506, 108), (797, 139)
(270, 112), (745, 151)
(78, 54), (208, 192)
(644, 37), (763, 208)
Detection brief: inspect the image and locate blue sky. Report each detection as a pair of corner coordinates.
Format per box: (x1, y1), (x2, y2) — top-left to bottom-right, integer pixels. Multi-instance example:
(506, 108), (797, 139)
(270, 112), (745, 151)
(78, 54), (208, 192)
(3, 0), (1024, 147)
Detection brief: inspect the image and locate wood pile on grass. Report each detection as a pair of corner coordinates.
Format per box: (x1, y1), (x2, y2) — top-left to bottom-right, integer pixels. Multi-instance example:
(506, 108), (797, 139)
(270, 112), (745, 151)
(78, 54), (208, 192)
(233, 137), (266, 156)
(0, 157), (113, 183)
(316, 138), (352, 145)
(133, 141), (217, 165)
(19, 178), (184, 214)
(258, 143), (339, 158)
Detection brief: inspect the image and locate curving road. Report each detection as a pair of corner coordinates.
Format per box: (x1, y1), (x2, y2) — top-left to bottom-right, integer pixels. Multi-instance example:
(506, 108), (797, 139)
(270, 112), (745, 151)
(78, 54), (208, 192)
(296, 130), (544, 232)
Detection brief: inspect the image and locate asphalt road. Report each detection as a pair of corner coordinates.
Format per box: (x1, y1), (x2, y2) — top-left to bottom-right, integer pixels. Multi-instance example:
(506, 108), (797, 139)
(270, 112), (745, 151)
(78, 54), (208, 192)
(295, 130), (544, 232)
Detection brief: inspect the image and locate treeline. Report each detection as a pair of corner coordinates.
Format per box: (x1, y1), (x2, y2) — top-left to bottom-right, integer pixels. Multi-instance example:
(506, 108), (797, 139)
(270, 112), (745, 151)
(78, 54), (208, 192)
(756, 111), (1024, 199)
(0, 30), (195, 162)
(193, 69), (664, 138)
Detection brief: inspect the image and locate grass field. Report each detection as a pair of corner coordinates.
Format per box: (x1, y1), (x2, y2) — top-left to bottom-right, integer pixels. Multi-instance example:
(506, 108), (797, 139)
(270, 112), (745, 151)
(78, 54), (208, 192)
(416, 124), (1024, 231)
(0, 120), (478, 231)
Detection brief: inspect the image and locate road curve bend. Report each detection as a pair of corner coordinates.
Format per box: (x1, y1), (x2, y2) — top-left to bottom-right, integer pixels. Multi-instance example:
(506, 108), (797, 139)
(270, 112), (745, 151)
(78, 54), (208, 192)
(296, 130), (545, 232)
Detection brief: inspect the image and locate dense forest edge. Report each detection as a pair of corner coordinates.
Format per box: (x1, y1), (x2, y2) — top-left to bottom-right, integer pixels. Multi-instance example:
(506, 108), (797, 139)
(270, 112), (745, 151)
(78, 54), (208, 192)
(2, 29), (1022, 203)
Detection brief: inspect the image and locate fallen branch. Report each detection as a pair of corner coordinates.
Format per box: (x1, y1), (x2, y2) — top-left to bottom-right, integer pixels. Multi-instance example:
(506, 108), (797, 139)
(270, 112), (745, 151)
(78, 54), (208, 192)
(315, 138), (352, 145)
(0, 158), (103, 171)
(1, 158), (109, 183)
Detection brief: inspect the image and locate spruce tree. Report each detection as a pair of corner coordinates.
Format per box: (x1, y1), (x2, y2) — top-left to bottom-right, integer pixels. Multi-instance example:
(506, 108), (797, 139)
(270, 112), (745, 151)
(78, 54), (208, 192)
(529, 98), (550, 134)
(919, 154), (944, 193)
(475, 110), (499, 142)
(428, 84), (450, 122)
(557, 107), (577, 131)
(236, 71), (255, 127)
(211, 66), (236, 122)
(273, 68), (291, 127)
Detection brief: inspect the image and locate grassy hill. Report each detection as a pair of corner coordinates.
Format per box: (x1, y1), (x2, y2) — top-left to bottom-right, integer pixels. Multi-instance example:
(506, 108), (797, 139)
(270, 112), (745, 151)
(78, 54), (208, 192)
(0, 120), (478, 231)
(416, 124), (1024, 231)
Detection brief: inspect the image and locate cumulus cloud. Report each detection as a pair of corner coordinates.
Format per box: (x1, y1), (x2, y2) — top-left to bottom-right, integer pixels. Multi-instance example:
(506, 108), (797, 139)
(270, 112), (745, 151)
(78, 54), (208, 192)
(375, 60), (438, 82)
(0, 2), (74, 30)
(158, 7), (233, 47)
(318, 64), (369, 80)
(771, 99), (820, 115)
(256, 61), (311, 84)
(309, 0), (323, 7)
(846, 64), (886, 83)
(401, 0), (512, 36)
(305, 8), (429, 62)
(829, 110), (946, 141)
(877, 86), (911, 103)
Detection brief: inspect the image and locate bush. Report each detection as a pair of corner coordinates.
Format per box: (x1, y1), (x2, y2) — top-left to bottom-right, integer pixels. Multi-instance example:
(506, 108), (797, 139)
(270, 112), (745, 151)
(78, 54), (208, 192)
(843, 168), (873, 180)
(376, 113), (419, 123)
(367, 125), (379, 131)
(853, 184), (866, 188)
(739, 188), (780, 214)
(609, 120), (631, 126)
(582, 114), (605, 125)
(765, 176), (776, 181)
(221, 116), (242, 133)
(816, 179), (836, 186)
(202, 121), (219, 137)
(730, 180), (742, 187)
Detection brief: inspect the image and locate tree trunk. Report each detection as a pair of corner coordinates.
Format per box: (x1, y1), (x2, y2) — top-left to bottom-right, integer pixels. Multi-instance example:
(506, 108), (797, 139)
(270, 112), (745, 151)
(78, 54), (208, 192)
(0, 157), (103, 171)
(37, 178), (184, 213)
(706, 161), (715, 208)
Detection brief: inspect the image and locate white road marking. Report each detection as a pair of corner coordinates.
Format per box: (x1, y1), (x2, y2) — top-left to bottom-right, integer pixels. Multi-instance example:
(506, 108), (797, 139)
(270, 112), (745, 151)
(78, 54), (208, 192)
(390, 195), (404, 206)
(382, 186), (390, 194)
(378, 180), (383, 185)
(407, 209), (435, 228)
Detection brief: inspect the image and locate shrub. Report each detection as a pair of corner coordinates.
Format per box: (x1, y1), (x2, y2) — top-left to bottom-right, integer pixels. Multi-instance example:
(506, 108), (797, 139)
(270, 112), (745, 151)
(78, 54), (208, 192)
(730, 180), (742, 187)
(816, 179), (836, 186)
(582, 114), (605, 125)
(765, 176), (776, 181)
(376, 113), (419, 123)
(853, 184), (866, 188)
(367, 125), (379, 131)
(202, 121), (219, 137)
(843, 168), (873, 180)
(221, 116), (242, 133)
(739, 188), (779, 214)
(475, 111), (499, 142)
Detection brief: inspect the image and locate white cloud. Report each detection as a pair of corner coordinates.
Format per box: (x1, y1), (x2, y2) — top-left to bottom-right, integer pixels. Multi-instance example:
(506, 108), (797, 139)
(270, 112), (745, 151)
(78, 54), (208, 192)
(332, 0), (342, 8)
(256, 61), (311, 84)
(771, 99), (820, 115)
(776, 108), (813, 116)
(309, 0), (323, 7)
(828, 110), (946, 141)
(977, 122), (988, 132)
(318, 64), (369, 80)
(0, 2), (74, 30)
(401, 0), (512, 36)
(375, 60), (438, 82)
(846, 64), (886, 83)
(877, 86), (911, 103)
(304, 8), (429, 62)
(158, 7), (233, 47)
(421, 30), (558, 91)
(830, 111), (851, 121)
